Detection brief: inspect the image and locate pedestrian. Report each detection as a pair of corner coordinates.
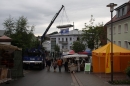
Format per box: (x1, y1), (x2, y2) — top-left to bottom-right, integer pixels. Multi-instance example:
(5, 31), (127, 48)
(64, 60), (68, 72)
(46, 58), (51, 71)
(57, 58), (62, 72)
(52, 60), (57, 72)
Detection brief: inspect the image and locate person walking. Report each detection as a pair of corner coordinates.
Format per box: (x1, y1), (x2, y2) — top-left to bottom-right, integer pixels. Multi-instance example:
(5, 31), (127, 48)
(64, 60), (68, 72)
(57, 58), (62, 72)
(46, 58), (51, 71)
(52, 60), (57, 72)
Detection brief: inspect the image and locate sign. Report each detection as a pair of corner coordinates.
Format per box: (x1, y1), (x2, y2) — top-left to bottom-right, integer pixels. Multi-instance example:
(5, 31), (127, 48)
(84, 63), (91, 72)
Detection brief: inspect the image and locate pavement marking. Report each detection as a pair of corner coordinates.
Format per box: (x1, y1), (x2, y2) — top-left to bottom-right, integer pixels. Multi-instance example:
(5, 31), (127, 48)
(71, 73), (83, 86)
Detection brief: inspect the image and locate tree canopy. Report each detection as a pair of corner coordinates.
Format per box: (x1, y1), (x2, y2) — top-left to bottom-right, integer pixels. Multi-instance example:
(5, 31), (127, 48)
(3, 16), (38, 50)
(72, 41), (85, 53)
(82, 15), (105, 50)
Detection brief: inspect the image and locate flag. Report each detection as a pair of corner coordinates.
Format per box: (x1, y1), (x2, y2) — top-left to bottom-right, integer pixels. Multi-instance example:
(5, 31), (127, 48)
(60, 28), (69, 34)
(105, 44), (111, 73)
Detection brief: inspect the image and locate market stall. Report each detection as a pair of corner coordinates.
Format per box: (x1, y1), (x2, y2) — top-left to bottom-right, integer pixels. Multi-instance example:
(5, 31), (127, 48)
(62, 53), (88, 72)
(92, 42), (130, 73)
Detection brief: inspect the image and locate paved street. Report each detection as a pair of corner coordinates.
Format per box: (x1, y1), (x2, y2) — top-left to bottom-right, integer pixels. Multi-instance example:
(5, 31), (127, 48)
(0, 67), (129, 86)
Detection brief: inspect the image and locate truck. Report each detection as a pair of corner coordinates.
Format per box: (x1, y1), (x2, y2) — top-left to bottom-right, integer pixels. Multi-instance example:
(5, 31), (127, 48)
(23, 48), (45, 70)
(23, 5), (64, 70)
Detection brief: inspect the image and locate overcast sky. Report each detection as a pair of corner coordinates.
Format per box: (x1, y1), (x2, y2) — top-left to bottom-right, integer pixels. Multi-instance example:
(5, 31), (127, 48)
(0, 0), (129, 36)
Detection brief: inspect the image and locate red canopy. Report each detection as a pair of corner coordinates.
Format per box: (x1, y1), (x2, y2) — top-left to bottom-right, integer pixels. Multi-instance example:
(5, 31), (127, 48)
(69, 50), (75, 54)
(78, 51), (87, 54)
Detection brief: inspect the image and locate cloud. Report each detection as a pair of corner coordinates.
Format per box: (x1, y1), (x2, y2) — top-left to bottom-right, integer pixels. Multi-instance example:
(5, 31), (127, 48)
(0, 0), (129, 36)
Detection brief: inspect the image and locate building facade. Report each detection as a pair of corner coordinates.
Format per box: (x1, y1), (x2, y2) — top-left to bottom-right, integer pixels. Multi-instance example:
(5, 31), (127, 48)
(49, 29), (83, 52)
(42, 40), (51, 52)
(106, 1), (130, 49)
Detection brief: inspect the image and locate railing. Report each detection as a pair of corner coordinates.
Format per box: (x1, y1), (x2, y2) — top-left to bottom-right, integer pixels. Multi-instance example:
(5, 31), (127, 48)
(59, 41), (68, 45)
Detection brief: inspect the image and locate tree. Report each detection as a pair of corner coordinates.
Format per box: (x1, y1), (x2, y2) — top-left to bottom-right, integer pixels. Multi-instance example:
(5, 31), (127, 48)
(72, 41), (85, 53)
(54, 44), (60, 57)
(3, 16), (15, 36)
(3, 16), (36, 50)
(54, 44), (60, 52)
(82, 15), (105, 50)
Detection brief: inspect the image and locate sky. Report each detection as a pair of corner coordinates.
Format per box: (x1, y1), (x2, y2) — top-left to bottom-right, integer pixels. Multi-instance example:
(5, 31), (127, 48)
(0, 0), (129, 36)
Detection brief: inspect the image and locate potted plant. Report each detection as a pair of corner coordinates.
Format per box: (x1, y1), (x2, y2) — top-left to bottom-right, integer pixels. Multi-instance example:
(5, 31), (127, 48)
(125, 62), (130, 78)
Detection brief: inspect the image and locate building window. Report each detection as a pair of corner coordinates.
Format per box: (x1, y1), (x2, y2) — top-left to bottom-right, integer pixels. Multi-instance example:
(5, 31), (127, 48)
(122, 7), (125, 16)
(66, 38), (68, 42)
(124, 41), (128, 49)
(70, 37), (72, 41)
(59, 38), (60, 40)
(62, 46), (64, 49)
(118, 10), (120, 17)
(70, 46), (72, 49)
(124, 23), (128, 33)
(109, 28), (111, 35)
(118, 25), (121, 34)
(118, 41), (121, 46)
(77, 37), (79, 41)
(113, 27), (116, 34)
(62, 38), (64, 41)
(114, 41), (116, 44)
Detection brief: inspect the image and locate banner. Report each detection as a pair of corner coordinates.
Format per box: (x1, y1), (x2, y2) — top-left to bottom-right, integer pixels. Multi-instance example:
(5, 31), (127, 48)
(84, 63), (91, 72)
(105, 44), (111, 73)
(60, 28), (69, 34)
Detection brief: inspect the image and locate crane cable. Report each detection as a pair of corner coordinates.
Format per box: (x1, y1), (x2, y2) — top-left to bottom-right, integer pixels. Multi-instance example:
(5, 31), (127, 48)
(59, 7), (71, 26)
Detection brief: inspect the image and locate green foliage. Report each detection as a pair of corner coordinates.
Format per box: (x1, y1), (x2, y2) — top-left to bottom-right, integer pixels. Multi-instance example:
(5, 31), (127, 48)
(81, 15), (105, 50)
(54, 44), (60, 52)
(72, 41), (85, 53)
(3, 16), (37, 50)
(125, 62), (130, 78)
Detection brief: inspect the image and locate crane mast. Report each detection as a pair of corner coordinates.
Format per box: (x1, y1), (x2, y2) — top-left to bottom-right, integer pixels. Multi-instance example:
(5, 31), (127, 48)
(41, 5), (64, 43)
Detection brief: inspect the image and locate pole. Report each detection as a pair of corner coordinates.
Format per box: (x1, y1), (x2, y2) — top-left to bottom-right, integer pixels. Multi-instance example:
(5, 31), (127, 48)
(111, 10), (113, 82)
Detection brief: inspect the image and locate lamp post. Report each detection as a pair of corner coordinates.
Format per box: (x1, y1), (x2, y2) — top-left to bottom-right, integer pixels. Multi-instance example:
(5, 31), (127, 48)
(107, 3), (117, 82)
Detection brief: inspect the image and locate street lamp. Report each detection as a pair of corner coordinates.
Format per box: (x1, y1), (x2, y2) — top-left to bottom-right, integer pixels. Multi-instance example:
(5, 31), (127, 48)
(107, 3), (117, 82)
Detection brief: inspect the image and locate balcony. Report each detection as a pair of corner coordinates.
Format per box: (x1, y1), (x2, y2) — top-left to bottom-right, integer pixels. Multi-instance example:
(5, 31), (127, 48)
(59, 41), (68, 45)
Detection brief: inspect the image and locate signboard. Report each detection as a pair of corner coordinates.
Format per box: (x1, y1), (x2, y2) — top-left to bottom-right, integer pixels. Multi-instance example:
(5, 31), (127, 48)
(84, 63), (91, 73)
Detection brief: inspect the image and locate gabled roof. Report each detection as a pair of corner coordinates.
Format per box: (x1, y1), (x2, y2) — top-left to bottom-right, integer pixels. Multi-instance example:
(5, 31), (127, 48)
(0, 35), (12, 42)
(105, 1), (130, 25)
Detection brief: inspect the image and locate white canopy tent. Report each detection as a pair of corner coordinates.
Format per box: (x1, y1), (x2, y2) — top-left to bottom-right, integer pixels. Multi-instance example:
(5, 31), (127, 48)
(62, 53), (88, 58)
(62, 53), (88, 72)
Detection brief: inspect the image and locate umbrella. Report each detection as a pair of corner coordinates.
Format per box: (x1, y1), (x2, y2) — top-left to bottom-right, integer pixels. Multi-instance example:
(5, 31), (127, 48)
(62, 53), (88, 58)
(85, 49), (92, 56)
(69, 50), (75, 54)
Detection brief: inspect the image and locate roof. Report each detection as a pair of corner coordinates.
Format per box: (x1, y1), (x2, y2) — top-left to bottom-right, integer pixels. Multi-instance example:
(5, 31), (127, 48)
(0, 44), (21, 51)
(0, 35), (12, 42)
(105, 1), (130, 25)
(92, 42), (130, 56)
(0, 30), (5, 36)
(49, 29), (83, 37)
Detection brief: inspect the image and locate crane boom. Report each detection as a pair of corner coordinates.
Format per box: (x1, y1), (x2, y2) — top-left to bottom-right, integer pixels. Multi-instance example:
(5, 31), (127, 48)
(41, 5), (64, 42)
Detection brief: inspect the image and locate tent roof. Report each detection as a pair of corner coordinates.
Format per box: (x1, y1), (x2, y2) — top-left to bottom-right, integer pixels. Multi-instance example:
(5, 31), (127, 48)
(92, 42), (130, 56)
(0, 44), (21, 51)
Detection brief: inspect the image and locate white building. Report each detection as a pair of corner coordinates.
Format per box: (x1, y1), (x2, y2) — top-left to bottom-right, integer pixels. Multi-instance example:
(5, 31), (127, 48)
(42, 40), (51, 52)
(49, 29), (83, 52)
(106, 1), (130, 49)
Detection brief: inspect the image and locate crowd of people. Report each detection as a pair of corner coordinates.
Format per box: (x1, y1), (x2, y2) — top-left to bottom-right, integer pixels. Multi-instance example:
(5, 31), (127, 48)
(45, 57), (89, 73)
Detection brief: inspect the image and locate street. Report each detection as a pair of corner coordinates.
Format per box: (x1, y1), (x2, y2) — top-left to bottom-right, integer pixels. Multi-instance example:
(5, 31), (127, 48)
(1, 67), (75, 86)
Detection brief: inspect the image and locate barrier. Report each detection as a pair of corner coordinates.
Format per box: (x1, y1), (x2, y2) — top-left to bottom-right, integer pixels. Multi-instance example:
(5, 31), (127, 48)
(0, 68), (12, 84)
